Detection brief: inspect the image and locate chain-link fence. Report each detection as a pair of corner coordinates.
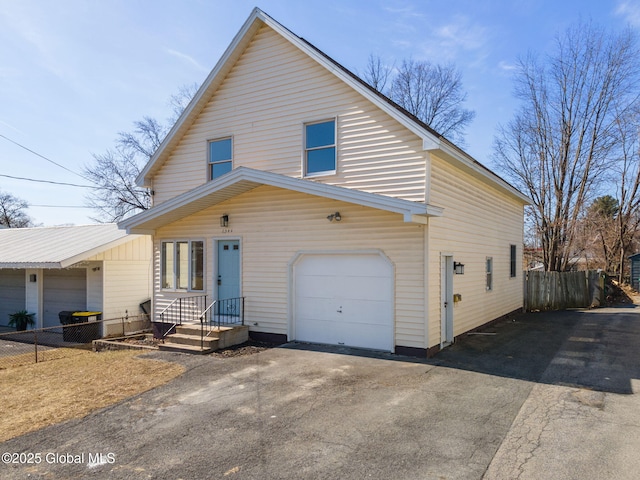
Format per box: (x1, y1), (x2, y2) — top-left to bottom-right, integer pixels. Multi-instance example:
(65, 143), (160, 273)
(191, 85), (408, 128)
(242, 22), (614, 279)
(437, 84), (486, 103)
(0, 314), (151, 369)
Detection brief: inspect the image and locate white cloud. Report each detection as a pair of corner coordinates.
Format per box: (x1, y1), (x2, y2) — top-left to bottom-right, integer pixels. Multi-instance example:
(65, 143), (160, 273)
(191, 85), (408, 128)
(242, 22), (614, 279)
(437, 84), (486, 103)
(166, 49), (209, 73)
(615, 1), (640, 26)
(498, 61), (518, 72)
(434, 15), (488, 53)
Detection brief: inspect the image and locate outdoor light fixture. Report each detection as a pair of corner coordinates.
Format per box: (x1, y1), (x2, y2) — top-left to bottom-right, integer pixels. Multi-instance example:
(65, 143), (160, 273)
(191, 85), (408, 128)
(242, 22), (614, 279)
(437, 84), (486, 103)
(29, 274), (37, 283)
(453, 261), (465, 275)
(327, 212), (342, 222)
(220, 214), (229, 228)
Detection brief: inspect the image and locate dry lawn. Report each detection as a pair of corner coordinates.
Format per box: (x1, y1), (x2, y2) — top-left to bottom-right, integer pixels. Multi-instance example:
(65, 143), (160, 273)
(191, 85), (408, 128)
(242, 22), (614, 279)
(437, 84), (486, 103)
(0, 349), (184, 442)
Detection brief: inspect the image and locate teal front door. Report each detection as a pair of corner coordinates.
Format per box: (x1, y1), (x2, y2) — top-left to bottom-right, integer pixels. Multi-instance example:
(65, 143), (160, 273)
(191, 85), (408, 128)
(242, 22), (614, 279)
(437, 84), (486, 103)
(217, 240), (240, 301)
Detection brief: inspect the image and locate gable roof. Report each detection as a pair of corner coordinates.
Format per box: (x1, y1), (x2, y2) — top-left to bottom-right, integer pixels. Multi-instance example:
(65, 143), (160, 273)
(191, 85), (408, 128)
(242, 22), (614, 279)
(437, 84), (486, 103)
(0, 224), (142, 269)
(137, 8), (529, 205)
(120, 167), (443, 234)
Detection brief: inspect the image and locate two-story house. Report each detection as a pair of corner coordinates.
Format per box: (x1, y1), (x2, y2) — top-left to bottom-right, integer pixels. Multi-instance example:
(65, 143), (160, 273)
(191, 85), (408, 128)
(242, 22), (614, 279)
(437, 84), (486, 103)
(120, 8), (529, 357)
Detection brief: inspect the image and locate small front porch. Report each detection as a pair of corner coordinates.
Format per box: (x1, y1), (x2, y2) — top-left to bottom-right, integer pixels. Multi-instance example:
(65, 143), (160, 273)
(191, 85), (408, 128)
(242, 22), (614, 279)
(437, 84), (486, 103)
(153, 295), (248, 354)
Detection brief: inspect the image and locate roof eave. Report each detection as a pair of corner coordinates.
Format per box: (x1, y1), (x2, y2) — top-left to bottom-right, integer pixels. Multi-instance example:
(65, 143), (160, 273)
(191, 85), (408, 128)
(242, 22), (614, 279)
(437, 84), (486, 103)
(121, 167), (442, 234)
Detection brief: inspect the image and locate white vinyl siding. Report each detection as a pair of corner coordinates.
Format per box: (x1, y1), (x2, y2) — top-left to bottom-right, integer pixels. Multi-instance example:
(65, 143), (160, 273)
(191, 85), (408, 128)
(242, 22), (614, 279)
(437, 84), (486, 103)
(85, 235), (152, 326)
(428, 153), (524, 345)
(153, 185), (427, 350)
(152, 25), (426, 205)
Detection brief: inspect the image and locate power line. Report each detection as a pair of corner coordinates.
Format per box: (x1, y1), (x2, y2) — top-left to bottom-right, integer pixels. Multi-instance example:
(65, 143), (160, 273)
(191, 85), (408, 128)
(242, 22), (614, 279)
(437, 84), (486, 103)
(29, 204), (93, 208)
(0, 133), (92, 181)
(0, 173), (97, 188)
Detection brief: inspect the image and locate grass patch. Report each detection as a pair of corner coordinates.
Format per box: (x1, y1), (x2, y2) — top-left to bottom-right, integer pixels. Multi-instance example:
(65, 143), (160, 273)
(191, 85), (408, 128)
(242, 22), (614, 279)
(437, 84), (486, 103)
(0, 349), (184, 442)
(0, 346), (90, 370)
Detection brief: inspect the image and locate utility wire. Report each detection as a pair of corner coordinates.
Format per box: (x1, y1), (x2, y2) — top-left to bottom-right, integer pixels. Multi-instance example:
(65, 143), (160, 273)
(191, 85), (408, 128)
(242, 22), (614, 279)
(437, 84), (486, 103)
(0, 133), (93, 182)
(30, 204), (93, 208)
(0, 173), (97, 188)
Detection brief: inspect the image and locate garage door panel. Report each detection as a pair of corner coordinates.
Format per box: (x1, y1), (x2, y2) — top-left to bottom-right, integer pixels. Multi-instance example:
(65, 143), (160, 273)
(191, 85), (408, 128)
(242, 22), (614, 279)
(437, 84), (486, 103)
(43, 269), (87, 328)
(0, 270), (25, 326)
(298, 275), (391, 301)
(294, 254), (394, 352)
(339, 299), (392, 325)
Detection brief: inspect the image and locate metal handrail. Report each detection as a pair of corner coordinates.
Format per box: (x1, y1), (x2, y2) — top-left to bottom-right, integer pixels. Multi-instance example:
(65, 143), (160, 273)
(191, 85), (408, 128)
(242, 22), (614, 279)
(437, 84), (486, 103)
(199, 297), (245, 350)
(158, 295), (207, 341)
(158, 297), (180, 316)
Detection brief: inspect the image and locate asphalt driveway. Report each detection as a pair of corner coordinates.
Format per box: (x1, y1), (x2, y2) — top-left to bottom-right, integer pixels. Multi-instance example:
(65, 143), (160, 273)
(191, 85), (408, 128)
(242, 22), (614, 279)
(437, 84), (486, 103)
(1, 306), (639, 479)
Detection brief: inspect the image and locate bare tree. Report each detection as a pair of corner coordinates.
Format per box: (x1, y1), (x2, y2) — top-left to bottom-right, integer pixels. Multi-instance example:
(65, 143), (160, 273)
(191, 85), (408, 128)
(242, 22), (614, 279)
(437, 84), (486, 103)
(85, 84), (198, 222)
(493, 21), (640, 271)
(168, 82), (199, 124)
(0, 191), (34, 227)
(362, 54), (393, 92)
(362, 56), (475, 145)
(610, 106), (640, 281)
(388, 59), (475, 144)
(84, 148), (152, 222)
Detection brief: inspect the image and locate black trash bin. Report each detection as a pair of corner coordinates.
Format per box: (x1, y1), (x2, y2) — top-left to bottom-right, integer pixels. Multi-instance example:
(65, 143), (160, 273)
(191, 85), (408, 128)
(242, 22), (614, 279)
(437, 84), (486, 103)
(59, 311), (101, 343)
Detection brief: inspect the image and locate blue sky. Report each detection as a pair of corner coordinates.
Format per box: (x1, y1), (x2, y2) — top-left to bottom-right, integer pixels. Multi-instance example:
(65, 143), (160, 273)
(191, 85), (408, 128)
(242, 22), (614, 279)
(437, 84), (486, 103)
(1, 0), (638, 226)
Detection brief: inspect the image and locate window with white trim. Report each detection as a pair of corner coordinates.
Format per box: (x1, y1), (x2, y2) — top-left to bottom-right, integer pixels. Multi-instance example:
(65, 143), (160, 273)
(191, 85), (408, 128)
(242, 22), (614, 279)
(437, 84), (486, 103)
(304, 119), (336, 175)
(486, 257), (493, 291)
(161, 240), (204, 291)
(209, 137), (232, 180)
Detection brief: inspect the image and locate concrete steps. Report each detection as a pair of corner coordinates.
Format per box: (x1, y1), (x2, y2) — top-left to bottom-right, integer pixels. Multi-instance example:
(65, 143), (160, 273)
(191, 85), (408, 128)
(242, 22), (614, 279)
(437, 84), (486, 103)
(158, 324), (249, 354)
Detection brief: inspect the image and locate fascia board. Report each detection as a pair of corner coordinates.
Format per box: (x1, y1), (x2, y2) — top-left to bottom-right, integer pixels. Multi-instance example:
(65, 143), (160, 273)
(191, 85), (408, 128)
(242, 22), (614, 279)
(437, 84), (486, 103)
(0, 262), (62, 269)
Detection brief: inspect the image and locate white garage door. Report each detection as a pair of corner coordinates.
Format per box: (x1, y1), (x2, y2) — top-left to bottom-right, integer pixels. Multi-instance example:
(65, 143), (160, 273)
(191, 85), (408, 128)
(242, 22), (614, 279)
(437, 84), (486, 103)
(0, 270), (26, 326)
(43, 269), (87, 328)
(294, 253), (394, 351)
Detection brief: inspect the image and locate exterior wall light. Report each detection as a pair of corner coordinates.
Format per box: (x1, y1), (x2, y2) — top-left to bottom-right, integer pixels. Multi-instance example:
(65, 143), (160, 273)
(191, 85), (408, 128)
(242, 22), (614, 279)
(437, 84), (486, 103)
(453, 261), (465, 275)
(220, 214), (229, 227)
(327, 212), (342, 222)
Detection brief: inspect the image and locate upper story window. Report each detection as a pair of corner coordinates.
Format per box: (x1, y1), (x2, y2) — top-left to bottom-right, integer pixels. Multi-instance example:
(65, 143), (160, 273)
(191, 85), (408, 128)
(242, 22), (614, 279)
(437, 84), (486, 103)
(305, 119), (336, 176)
(209, 137), (232, 180)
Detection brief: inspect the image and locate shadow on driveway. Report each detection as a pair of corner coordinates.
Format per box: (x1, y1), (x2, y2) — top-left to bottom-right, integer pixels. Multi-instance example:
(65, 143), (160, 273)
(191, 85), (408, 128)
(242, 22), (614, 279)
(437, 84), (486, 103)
(431, 306), (640, 394)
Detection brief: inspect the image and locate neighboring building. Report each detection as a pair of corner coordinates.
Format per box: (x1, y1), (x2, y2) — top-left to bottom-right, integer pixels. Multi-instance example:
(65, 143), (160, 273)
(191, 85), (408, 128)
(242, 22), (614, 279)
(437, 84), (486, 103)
(120, 8), (530, 356)
(0, 224), (151, 336)
(629, 253), (640, 291)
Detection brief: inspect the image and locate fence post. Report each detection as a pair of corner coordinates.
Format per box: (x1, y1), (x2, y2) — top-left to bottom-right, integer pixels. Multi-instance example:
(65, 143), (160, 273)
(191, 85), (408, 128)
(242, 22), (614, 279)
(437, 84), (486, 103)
(34, 330), (38, 364)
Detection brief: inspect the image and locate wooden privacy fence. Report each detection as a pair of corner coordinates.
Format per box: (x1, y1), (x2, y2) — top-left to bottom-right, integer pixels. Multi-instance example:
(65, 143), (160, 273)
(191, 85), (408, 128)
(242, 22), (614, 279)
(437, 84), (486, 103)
(524, 270), (606, 311)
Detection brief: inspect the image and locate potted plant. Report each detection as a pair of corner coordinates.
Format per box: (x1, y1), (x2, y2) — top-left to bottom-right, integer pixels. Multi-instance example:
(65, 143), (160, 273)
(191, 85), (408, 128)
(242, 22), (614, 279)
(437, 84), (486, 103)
(8, 310), (35, 331)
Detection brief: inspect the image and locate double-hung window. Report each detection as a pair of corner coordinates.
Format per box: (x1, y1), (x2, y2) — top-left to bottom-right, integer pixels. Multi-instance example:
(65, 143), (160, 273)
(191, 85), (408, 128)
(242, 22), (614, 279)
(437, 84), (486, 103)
(510, 245), (517, 278)
(209, 137), (232, 180)
(305, 119), (336, 176)
(161, 240), (204, 291)
(486, 257), (493, 291)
